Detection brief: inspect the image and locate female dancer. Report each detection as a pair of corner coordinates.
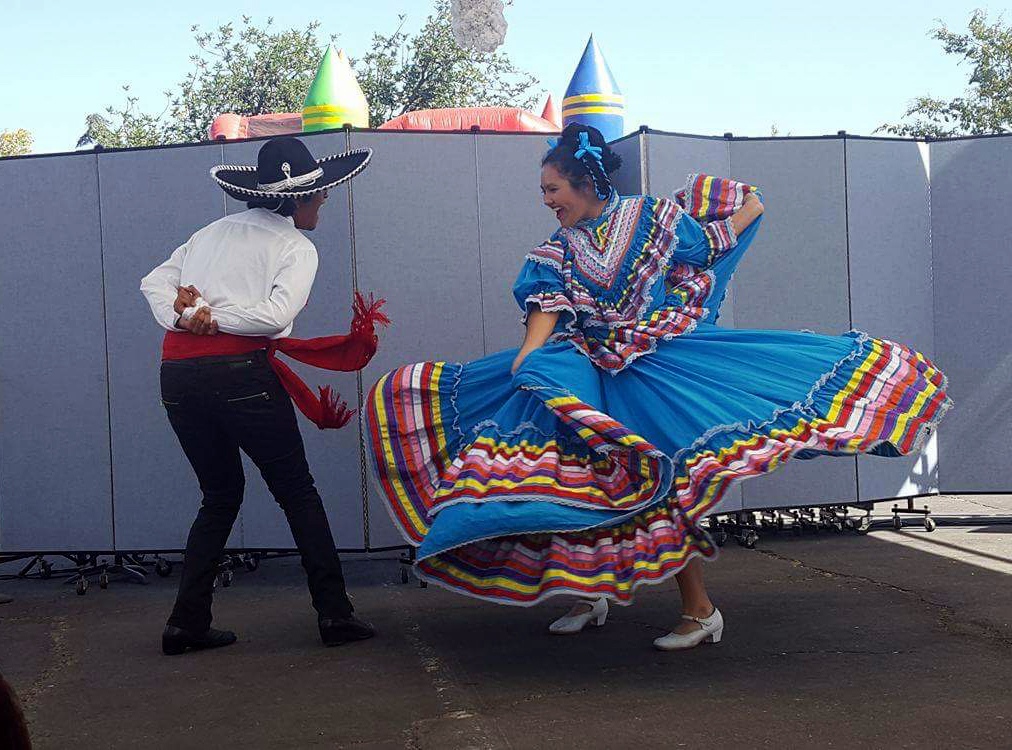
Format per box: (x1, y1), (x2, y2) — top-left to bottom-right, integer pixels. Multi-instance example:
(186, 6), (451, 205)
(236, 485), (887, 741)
(365, 124), (950, 650)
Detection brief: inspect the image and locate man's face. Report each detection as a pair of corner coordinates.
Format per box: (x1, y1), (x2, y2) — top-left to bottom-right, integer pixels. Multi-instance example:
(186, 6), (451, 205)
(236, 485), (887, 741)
(294, 189), (329, 230)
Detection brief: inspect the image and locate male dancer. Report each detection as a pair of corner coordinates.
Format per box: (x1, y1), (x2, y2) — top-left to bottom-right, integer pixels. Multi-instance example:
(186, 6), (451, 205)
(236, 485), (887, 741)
(141, 137), (386, 655)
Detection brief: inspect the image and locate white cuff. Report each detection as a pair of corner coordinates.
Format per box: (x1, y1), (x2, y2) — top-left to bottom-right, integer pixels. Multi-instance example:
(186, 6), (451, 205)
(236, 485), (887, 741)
(180, 297), (209, 320)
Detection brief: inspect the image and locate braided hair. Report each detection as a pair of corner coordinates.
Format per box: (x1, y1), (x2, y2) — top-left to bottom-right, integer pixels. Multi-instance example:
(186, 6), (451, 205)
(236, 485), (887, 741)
(541, 124), (622, 200)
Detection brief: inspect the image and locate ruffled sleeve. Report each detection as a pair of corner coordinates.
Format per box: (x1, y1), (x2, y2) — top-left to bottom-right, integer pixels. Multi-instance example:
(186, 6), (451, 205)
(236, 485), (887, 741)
(664, 205), (739, 269)
(512, 236), (576, 325)
(664, 174), (762, 269)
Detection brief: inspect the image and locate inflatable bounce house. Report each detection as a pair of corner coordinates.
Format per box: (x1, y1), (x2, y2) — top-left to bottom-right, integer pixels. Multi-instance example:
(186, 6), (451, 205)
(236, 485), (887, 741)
(561, 35), (624, 141)
(208, 36), (621, 139)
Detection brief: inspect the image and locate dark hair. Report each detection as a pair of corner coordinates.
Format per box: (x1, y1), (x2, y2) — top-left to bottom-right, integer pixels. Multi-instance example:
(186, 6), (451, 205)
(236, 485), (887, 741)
(0, 673), (31, 750)
(541, 124), (622, 199)
(246, 194), (313, 217)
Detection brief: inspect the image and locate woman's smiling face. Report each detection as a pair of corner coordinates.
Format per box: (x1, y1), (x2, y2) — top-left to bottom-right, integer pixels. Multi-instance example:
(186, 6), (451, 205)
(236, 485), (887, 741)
(541, 163), (598, 228)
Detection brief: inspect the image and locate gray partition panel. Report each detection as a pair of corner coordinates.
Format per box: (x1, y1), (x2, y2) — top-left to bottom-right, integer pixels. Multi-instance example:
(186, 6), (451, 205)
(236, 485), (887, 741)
(351, 131), (483, 548)
(931, 137), (1012, 492)
(222, 133), (364, 549)
(729, 138), (858, 509)
(98, 144), (236, 549)
(609, 135), (643, 196)
(476, 134), (561, 353)
(846, 139), (938, 500)
(0, 153), (113, 551)
(643, 133), (730, 198)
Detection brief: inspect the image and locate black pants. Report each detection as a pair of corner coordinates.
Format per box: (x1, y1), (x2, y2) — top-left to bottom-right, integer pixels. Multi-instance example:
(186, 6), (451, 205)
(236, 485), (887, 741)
(161, 351), (353, 632)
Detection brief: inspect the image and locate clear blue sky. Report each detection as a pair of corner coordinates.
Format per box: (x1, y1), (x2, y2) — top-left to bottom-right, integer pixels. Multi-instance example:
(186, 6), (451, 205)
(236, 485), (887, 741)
(4, 0), (998, 154)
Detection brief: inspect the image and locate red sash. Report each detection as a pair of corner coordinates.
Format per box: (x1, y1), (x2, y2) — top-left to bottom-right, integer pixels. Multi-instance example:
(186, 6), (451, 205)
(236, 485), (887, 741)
(162, 293), (389, 429)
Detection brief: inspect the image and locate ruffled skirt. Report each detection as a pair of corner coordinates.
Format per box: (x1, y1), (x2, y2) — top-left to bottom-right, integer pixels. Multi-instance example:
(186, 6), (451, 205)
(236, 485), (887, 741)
(363, 325), (950, 605)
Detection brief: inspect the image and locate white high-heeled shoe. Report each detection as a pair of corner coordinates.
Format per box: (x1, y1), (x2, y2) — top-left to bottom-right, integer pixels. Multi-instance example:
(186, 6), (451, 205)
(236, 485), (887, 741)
(548, 597), (609, 634)
(653, 608), (723, 651)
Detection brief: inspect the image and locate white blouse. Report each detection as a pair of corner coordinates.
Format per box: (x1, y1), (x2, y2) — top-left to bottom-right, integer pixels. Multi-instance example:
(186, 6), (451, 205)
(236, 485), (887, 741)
(140, 208), (318, 339)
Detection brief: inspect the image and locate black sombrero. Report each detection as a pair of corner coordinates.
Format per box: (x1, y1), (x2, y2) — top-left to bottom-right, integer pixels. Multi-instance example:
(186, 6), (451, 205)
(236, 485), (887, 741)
(210, 136), (371, 201)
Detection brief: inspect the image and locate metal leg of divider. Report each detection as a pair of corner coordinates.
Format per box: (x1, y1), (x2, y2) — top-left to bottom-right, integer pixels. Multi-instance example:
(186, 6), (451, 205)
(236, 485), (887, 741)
(890, 497), (936, 532)
(398, 547), (425, 588)
(707, 500), (881, 548)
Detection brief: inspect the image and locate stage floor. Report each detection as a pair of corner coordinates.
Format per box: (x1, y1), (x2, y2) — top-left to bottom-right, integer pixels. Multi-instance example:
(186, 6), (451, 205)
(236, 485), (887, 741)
(3, 495), (1011, 749)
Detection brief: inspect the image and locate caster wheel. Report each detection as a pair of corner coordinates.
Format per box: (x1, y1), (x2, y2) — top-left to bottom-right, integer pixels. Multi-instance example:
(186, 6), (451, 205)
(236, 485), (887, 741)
(893, 516), (903, 530)
(419, 580), (427, 589)
(222, 571), (233, 588)
(99, 574), (109, 589)
(40, 561), (53, 579)
(155, 559), (172, 577)
(76, 579), (88, 596)
(832, 522), (843, 533)
(856, 517), (871, 534)
(744, 531), (758, 549)
(924, 517), (936, 532)
(244, 555), (259, 572)
(400, 567), (409, 584)
(715, 530), (728, 547)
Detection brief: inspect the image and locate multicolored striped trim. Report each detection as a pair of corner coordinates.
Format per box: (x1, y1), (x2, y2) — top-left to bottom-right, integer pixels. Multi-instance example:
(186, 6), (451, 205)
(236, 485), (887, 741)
(702, 218), (737, 266)
(675, 173), (758, 223)
(363, 362), (462, 544)
(364, 334), (950, 606)
(426, 393), (671, 516)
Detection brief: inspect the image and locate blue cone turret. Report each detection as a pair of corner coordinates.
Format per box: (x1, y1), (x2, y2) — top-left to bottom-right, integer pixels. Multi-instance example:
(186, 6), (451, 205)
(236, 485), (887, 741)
(562, 36), (625, 142)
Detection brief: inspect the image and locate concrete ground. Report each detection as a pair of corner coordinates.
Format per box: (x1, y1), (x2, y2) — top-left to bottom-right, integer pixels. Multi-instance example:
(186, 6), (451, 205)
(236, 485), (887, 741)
(2, 495), (1011, 750)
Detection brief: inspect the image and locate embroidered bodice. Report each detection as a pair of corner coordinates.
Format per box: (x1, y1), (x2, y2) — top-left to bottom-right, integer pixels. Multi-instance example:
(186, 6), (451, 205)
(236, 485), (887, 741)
(513, 174), (760, 372)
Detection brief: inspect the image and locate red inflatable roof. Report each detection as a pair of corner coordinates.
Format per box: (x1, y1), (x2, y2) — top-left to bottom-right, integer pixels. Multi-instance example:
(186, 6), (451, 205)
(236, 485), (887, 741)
(208, 113), (302, 141)
(208, 106), (560, 140)
(378, 107), (559, 132)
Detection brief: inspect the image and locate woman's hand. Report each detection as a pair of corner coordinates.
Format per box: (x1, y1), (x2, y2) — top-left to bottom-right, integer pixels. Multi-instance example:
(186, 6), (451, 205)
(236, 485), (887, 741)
(512, 308), (560, 374)
(511, 346), (534, 374)
(174, 285), (201, 314)
(730, 193), (764, 235)
(744, 192), (764, 214)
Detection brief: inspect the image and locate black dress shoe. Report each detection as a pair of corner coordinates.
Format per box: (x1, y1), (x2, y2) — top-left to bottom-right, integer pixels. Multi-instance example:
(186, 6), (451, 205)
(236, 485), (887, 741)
(162, 625), (237, 656)
(318, 615), (376, 647)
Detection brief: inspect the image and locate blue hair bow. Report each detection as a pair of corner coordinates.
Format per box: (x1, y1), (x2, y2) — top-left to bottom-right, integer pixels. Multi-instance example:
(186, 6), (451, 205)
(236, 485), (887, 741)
(573, 131), (603, 164)
(544, 137), (560, 156)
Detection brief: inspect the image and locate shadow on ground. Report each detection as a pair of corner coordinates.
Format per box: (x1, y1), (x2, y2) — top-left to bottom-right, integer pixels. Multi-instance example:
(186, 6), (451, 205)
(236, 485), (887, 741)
(2, 498), (1011, 749)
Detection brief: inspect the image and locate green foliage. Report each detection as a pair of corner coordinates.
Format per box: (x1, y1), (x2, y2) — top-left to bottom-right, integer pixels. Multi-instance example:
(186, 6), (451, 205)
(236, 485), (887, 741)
(168, 17), (335, 143)
(77, 89), (170, 148)
(880, 10), (1012, 137)
(0, 128), (33, 157)
(79, 3), (541, 148)
(354, 0), (541, 126)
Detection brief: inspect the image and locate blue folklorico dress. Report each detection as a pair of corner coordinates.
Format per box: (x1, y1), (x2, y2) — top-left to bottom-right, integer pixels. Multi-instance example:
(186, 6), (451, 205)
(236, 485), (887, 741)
(364, 175), (951, 605)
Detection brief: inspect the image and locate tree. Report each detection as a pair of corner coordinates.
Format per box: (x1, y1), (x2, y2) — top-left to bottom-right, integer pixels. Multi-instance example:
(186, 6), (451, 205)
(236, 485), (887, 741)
(167, 17), (335, 143)
(354, 0), (540, 126)
(79, 2), (541, 148)
(0, 128), (32, 157)
(79, 17), (332, 148)
(880, 10), (1012, 137)
(78, 90), (169, 148)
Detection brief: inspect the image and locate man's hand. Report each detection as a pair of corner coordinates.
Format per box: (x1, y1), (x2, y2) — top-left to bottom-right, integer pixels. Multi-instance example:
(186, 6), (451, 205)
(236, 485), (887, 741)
(174, 285), (201, 314)
(177, 306), (218, 336)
